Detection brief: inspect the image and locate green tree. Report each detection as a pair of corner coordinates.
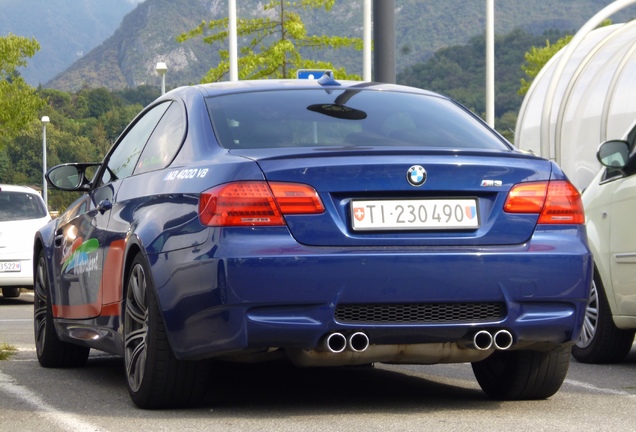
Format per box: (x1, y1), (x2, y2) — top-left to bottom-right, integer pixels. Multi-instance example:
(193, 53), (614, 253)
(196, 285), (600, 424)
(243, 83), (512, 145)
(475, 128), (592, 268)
(518, 35), (572, 96)
(0, 84), (141, 211)
(116, 85), (161, 107)
(0, 115), (101, 210)
(81, 87), (121, 118)
(518, 20), (612, 96)
(0, 34), (46, 147)
(177, 0), (363, 82)
(398, 28), (563, 120)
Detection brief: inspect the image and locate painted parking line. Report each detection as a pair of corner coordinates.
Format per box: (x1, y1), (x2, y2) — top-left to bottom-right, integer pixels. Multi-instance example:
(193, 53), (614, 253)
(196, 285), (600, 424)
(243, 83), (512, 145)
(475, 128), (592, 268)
(565, 379), (636, 397)
(0, 370), (106, 432)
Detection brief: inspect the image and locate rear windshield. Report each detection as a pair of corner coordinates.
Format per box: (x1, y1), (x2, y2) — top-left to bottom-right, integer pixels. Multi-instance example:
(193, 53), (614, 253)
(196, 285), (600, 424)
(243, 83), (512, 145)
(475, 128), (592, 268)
(0, 191), (48, 222)
(205, 88), (509, 151)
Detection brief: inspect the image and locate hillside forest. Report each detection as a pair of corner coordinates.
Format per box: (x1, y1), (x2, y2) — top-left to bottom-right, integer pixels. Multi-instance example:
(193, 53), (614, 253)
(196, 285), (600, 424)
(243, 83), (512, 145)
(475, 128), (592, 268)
(0, 27), (568, 212)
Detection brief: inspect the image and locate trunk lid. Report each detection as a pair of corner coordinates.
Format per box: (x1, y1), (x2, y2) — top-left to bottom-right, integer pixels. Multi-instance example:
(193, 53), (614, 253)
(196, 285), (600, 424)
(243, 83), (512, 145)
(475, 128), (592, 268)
(231, 148), (552, 247)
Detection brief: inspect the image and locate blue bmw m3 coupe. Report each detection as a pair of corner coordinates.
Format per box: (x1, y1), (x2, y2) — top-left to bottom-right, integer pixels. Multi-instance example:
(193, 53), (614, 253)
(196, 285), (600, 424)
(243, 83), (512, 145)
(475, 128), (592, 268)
(34, 73), (592, 408)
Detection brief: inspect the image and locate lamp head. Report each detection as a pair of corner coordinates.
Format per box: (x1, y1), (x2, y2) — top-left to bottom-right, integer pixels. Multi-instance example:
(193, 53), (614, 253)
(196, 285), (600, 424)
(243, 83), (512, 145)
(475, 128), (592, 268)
(156, 62), (168, 75)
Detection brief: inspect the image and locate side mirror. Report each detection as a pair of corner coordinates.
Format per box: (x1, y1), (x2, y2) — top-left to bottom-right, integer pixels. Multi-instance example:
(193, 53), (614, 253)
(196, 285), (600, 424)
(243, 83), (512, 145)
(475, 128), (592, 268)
(597, 140), (629, 169)
(46, 163), (101, 191)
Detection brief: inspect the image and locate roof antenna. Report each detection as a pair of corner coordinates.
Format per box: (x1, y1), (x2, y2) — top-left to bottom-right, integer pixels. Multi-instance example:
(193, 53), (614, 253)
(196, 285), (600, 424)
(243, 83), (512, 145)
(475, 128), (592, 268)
(317, 70), (340, 86)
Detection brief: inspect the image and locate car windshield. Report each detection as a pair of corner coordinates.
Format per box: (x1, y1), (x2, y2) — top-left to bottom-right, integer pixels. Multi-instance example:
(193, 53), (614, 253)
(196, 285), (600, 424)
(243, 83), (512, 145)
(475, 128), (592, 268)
(0, 191), (48, 222)
(205, 88), (509, 151)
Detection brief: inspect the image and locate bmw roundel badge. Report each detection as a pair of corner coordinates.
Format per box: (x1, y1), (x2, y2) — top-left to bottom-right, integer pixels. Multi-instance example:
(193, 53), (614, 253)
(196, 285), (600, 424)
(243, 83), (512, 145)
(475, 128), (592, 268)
(407, 165), (427, 187)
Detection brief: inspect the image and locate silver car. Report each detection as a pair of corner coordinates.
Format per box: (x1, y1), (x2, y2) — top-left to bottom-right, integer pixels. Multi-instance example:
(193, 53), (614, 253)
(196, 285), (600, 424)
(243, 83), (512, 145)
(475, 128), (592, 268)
(575, 132), (636, 363)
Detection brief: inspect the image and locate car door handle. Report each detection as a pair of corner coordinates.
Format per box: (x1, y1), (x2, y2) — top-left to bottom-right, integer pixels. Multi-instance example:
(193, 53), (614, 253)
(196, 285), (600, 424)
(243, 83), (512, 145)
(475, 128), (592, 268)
(54, 228), (64, 247)
(614, 253), (636, 264)
(97, 199), (112, 214)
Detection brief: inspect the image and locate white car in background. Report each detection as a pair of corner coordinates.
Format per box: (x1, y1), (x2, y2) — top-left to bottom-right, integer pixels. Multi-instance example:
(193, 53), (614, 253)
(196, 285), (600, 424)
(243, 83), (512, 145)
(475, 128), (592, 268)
(574, 132), (636, 364)
(0, 185), (51, 298)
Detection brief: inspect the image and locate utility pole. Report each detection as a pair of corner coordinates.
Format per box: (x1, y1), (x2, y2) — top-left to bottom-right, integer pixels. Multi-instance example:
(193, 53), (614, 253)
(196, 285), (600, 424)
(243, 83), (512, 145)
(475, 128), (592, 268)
(373, 0), (396, 83)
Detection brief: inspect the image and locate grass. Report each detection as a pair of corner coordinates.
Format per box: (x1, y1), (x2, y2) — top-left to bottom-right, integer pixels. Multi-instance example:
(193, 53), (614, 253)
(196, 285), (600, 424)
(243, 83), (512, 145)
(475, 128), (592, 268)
(0, 343), (18, 360)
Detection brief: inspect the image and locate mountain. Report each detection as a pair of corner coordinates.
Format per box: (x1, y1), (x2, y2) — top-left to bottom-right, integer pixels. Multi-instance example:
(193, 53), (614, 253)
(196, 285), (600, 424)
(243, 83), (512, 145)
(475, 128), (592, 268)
(13, 0), (636, 91)
(45, 0), (216, 91)
(0, 0), (143, 86)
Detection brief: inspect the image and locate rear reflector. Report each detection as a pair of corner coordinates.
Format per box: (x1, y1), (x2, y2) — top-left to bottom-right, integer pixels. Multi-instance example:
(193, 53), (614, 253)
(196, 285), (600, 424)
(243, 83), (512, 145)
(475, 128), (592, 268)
(504, 180), (584, 224)
(504, 182), (547, 214)
(199, 181), (324, 227)
(267, 182), (325, 214)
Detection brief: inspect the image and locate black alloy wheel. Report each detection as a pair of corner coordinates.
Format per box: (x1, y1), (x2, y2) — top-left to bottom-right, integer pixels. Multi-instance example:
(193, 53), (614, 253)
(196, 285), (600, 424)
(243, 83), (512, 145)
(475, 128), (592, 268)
(33, 248), (89, 368)
(123, 253), (210, 409)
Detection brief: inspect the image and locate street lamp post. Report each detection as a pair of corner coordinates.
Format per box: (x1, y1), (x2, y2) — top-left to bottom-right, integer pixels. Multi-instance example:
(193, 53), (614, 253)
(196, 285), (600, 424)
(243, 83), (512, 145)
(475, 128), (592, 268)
(229, 0), (238, 81)
(486, 0), (495, 128)
(156, 62), (167, 95)
(363, 0), (371, 81)
(41, 116), (49, 209)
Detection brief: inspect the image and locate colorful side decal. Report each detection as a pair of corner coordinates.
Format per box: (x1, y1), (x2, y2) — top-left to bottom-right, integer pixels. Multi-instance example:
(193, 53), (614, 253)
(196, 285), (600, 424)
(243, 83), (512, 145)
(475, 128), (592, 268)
(53, 238), (126, 319)
(61, 237), (100, 274)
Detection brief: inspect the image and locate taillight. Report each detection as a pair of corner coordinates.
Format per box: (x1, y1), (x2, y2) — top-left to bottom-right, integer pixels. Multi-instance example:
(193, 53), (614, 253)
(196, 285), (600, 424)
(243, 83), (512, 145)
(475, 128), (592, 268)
(199, 181), (325, 227)
(504, 182), (547, 214)
(504, 180), (584, 224)
(268, 182), (326, 214)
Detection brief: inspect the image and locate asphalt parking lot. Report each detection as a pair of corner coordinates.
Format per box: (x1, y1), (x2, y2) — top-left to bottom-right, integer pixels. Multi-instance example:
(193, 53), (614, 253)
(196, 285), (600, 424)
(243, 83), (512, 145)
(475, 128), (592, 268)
(1, 292), (635, 432)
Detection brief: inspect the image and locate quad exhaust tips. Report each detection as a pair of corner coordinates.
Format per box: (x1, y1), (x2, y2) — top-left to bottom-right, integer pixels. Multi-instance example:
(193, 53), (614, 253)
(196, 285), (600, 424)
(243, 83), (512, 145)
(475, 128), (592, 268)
(466, 329), (514, 351)
(321, 332), (370, 353)
(320, 329), (513, 354)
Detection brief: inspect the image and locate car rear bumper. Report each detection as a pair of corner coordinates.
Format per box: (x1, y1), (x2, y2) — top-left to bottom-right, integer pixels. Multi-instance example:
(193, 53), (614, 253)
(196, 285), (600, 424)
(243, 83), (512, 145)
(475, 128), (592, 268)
(0, 258), (34, 288)
(151, 225), (592, 361)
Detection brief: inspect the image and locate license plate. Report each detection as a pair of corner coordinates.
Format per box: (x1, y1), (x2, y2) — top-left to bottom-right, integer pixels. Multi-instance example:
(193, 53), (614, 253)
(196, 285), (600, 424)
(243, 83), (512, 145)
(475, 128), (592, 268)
(351, 198), (479, 231)
(0, 262), (21, 272)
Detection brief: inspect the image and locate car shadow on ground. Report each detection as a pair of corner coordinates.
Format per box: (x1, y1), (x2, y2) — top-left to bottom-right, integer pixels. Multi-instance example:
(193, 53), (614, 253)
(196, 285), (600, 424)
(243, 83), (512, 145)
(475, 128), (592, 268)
(571, 343), (636, 366)
(76, 354), (492, 414)
(625, 346), (636, 361)
(206, 361), (488, 411)
(0, 291), (34, 306)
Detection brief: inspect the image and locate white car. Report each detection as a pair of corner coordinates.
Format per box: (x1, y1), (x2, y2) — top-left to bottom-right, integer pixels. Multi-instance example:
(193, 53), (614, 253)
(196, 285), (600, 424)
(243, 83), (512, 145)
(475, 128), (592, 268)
(0, 185), (51, 298)
(574, 136), (636, 363)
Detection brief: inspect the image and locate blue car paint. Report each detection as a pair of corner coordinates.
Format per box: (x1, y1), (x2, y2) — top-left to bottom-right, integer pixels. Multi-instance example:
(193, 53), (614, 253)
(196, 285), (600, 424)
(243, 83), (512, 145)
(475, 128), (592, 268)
(244, 151), (553, 246)
(35, 80), (592, 366)
(145, 214), (591, 359)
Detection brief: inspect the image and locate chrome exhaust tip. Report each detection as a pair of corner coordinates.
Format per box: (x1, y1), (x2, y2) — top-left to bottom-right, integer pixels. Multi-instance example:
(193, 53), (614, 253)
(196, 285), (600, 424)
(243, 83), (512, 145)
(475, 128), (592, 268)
(493, 329), (513, 350)
(473, 330), (494, 350)
(322, 332), (347, 353)
(348, 332), (370, 352)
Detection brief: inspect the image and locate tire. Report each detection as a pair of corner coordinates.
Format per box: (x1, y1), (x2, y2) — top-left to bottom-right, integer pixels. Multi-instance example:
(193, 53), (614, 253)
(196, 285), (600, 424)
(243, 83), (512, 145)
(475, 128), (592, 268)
(2, 287), (21, 298)
(33, 249), (90, 368)
(471, 346), (571, 400)
(124, 253), (210, 409)
(572, 274), (635, 364)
